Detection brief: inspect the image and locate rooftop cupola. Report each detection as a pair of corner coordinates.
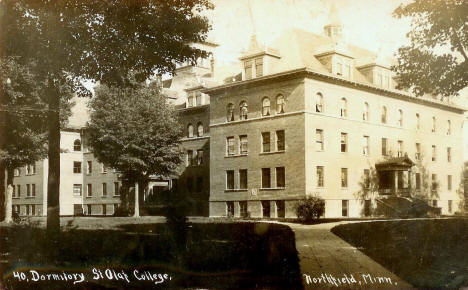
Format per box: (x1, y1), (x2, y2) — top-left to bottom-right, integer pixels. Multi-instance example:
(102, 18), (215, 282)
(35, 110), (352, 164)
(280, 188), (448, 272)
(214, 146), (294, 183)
(324, 4), (343, 40)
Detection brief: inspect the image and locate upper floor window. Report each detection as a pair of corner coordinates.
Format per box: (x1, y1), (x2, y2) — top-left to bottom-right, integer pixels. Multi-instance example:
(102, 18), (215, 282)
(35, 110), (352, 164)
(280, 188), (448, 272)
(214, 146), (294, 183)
(340, 133), (347, 153)
(226, 103), (234, 122)
(363, 102), (369, 121)
(316, 129), (324, 151)
(239, 101), (248, 120)
(245, 60), (253, 80)
(188, 95), (194, 107)
(255, 58), (263, 77)
(432, 117), (436, 133)
(73, 139), (81, 151)
(101, 163), (107, 173)
(226, 137), (235, 156)
(73, 161), (82, 174)
(397, 140), (404, 157)
(340, 98), (347, 117)
(363, 136), (369, 155)
(14, 168), (20, 176)
(416, 113), (420, 129)
(316, 93), (323, 113)
(415, 143), (421, 160)
(381, 106), (387, 124)
(276, 95), (285, 114)
(187, 124), (194, 138)
(197, 122), (204, 137)
(381, 138), (388, 156)
(262, 132), (271, 153)
(276, 130), (285, 151)
(447, 120), (451, 135)
(240, 135), (248, 155)
(432, 145), (437, 161)
(398, 109), (403, 127)
(262, 98), (270, 116)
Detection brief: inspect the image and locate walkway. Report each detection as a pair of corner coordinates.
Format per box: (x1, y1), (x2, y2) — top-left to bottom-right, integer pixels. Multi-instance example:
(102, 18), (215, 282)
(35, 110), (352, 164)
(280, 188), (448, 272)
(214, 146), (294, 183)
(284, 222), (413, 289)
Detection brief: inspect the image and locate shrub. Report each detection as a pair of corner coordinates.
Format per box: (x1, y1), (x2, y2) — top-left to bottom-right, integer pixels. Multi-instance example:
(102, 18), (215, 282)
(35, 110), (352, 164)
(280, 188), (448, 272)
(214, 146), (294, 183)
(295, 196), (325, 223)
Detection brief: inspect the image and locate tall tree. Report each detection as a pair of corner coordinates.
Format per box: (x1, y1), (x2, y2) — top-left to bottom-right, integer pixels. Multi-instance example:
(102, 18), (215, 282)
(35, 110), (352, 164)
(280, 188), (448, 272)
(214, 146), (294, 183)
(0, 0), (212, 234)
(392, 0), (468, 98)
(86, 79), (183, 216)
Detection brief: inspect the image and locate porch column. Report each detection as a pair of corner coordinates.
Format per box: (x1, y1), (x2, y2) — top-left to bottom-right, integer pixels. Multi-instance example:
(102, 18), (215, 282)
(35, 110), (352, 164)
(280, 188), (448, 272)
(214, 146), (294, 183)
(394, 171), (398, 191)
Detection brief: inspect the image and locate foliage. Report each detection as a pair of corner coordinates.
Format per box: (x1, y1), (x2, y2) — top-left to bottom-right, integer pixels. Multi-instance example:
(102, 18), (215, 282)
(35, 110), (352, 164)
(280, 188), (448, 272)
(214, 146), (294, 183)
(294, 195), (325, 223)
(355, 164), (379, 216)
(392, 0), (468, 98)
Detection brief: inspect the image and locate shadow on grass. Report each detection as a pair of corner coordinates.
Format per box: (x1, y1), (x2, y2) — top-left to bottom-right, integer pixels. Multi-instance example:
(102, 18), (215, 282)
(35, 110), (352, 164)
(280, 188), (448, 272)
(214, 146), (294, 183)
(0, 222), (302, 289)
(331, 218), (468, 289)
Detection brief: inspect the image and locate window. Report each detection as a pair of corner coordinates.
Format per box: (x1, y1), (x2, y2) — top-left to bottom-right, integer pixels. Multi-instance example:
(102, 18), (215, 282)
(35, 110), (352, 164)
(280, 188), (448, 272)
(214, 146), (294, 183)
(196, 177), (203, 192)
(316, 93), (323, 113)
(239, 169), (248, 189)
(239, 101), (248, 120)
(226, 103), (234, 122)
(415, 143), (421, 160)
(101, 163), (107, 173)
(364, 200), (371, 216)
(114, 182), (120, 196)
(342, 200), (349, 217)
(86, 161), (92, 174)
(31, 164), (36, 174)
(416, 113), (420, 129)
(87, 204), (92, 215)
(447, 120), (451, 135)
(31, 204), (35, 216)
(14, 168), (20, 176)
(187, 150), (194, 166)
(431, 174), (437, 191)
(415, 173), (421, 190)
(397, 140), (403, 157)
(226, 137), (235, 156)
(364, 169), (371, 189)
(26, 165), (30, 175)
(239, 135), (248, 155)
(195, 91), (201, 106)
(276, 130), (285, 151)
(341, 168), (348, 188)
(245, 60), (252, 80)
(381, 138), (388, 156)
(381, 106), (387, 124)
(240, 201), (248, 217)
(432, 117), (436, 133)
(398, 109), (403, 127)
(102, 204), (107, 215)
(12, 185), (16, 198)
(363, 136), (369, 155)
(433, 200), (438, 207)
(448, 200), (453, 213)
(26, 205), (30, 216)
(384, 75), (390, 88)
(188, 95), (194, 107)
(197, 149), (203, 165)
(363, 102), (369, 121)
(336, 61), (343, 75)
(262, 132), (271, 153)
(197, 122), (204, 137)
(340, 133), (347, 153)
(99, 183), (106, 197)
(262, 98), (270, 116)
(227, 201), (235, 217)
(432, 145), (436, 161)
(377, 73), (383, 86)
(16, 185), (20, 197)
(73, 184), (82, 196)
(316, 129), (324, 151)
(317, 166), (324, 187)
(447, 147), (452, 162)
(262, 201), (271, 218)
(226, 170), (234, 190)
(31, 184), (35, 197)
(73, 139), (81, 151)
(87, 184), (92, 197)
(340, 98), (347, 117)
(26, 184), (31, 197)
(276, 167), (285, 188)
(187, 124), (194, 138)
(262, 168), (271, 189)
(255, 58), (263, 77)
(73, 162), (81, 174)
(276, 95), (285, 114)
(187, 177), (193, 192)
(448, 175), (452, 191)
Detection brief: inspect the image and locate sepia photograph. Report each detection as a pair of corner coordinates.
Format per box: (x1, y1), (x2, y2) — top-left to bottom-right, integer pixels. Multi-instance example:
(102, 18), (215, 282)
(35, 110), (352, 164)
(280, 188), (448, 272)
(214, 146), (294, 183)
(1, 0), (468, 289)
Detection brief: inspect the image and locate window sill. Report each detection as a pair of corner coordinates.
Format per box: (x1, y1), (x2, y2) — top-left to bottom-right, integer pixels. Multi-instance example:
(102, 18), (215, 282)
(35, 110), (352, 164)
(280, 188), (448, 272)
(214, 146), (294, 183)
(259, 151), (285, 155)
(25, 196), (36, 199)
(86, 196), (93, 198)
(113, 195), (121, 197)
(73, 195), (82, 197)
(260, 187), (285, 191)
(12, 197), (20, 199)
(225, 154), (248, 158)
(225, 189), (248, 192)
(101, 172), (107, 174)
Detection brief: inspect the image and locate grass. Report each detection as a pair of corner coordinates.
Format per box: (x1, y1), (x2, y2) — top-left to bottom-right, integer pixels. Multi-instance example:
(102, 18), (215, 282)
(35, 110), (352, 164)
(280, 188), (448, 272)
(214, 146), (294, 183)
(0, 220), (302, 289)
(331, 218), (468, 288)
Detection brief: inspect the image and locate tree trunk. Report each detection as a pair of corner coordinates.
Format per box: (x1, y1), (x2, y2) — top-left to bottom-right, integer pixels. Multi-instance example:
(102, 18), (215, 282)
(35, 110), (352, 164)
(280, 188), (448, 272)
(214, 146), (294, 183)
(5, 167), (14, 223)
(134, 182), (140, 217)
(46, 82), (61, 235)
(0, 160), (5, 221)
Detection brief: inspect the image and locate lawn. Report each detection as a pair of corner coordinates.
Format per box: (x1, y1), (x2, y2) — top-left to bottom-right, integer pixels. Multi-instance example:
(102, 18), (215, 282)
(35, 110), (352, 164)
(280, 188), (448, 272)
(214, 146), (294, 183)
(331, 218), (468, 288)
(0, 221), (302, 289)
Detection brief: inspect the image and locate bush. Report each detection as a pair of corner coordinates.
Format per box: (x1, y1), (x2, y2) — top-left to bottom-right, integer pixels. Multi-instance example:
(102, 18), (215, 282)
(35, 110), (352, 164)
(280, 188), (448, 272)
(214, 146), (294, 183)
(295, 196), (325, 223)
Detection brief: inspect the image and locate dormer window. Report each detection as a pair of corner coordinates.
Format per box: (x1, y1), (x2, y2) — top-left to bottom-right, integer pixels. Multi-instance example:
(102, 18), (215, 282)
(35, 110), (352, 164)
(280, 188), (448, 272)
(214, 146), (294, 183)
(245, 60), (253, 80)
(255, 58), (263, 77)
(337, 61), (343, 76)
(187, 95), (194, 108)
(195, 92), (202, 106)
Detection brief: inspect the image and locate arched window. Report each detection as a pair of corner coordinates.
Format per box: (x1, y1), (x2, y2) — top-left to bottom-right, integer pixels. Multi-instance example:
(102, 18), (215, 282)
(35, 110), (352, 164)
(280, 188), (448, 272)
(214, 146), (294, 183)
(432, 116), (436, 133)
(239, 101), (248, 120)
(316, 93), (323, 113)
(416, 113), (420, 129)
(340, 98), (347, 117)
(197, 122), (204, 137)
(226, 103), (234, 122)
(447, 120), (451, 135)
(262, 97), (270, 116)
(398, 109), (403, 127)
(381, 106), (387, 124)
(363, 102), (369, 121)
(73, 139), (81, 151)
(187, 124), (194, 138)
(276, 95), (285, 114)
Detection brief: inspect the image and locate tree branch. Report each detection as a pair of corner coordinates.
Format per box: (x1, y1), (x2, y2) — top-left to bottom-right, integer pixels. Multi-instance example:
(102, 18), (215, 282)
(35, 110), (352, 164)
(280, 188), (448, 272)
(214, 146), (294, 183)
(451, 27), (468, 63)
